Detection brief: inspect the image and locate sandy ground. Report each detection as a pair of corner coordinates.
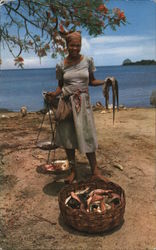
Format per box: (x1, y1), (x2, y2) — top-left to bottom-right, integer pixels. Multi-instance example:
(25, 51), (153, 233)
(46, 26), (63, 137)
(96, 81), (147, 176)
(0, 107), (156, 250)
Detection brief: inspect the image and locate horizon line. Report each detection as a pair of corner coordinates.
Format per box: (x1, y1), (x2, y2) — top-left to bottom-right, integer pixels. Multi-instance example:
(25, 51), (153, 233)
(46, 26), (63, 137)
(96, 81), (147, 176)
(0, 65), (122, 70)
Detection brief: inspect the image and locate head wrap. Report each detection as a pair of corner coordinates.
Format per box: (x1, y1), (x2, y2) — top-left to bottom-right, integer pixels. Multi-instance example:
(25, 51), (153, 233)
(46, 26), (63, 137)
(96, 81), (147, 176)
(65, 31), (81, 45)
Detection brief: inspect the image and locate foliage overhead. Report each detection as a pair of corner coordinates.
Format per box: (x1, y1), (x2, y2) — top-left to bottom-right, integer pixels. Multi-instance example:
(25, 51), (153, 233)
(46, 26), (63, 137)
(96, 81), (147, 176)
(0, 0), (126, 67)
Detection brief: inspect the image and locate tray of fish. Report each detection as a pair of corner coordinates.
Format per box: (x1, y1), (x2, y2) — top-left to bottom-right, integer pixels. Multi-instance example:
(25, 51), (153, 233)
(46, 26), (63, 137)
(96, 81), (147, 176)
(37, 160), (70, 174)
(58, 178), (126, 233)
(36, 141), (58, 150)
(43, 160), (70, 173)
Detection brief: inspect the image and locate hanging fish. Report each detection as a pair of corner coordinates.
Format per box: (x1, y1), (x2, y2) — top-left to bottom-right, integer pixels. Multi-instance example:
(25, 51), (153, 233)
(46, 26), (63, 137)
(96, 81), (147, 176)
(103, 77), (119, 124)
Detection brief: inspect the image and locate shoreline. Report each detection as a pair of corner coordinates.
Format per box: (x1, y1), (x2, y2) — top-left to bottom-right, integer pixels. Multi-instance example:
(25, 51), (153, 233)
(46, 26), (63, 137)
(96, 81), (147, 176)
(0, 106), (154, 114)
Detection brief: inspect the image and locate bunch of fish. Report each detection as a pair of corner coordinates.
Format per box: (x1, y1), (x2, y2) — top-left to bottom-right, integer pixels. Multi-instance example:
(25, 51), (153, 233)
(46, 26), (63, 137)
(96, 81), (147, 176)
(65, 187), (121, 213)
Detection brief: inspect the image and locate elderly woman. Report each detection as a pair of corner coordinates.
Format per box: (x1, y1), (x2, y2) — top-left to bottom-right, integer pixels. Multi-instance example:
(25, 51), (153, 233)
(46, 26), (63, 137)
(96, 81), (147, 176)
(46, 31), (107, 184)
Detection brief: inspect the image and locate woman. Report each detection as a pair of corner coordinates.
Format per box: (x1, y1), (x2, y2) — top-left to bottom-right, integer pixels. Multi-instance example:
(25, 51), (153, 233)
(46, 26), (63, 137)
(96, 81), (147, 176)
(46, 31), (107, 184)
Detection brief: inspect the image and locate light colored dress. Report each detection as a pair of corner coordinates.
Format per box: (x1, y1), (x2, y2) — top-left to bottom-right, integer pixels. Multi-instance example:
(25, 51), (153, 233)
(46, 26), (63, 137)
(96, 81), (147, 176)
(55, 55), (98, 154)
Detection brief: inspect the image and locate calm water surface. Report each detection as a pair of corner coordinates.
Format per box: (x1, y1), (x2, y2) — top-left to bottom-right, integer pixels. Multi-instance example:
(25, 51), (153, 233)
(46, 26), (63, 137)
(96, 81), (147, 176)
(0, 65), (155, 111)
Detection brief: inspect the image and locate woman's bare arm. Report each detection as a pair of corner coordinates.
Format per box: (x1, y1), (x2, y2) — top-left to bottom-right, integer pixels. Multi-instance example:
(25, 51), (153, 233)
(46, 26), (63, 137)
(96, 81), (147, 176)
(89, 72), (105, 86)
(46, 80), (63, 97)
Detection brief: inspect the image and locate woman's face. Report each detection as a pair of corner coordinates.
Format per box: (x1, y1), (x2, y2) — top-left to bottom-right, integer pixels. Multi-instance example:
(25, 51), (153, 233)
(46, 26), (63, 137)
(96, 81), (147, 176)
(67, 39), (81, 58)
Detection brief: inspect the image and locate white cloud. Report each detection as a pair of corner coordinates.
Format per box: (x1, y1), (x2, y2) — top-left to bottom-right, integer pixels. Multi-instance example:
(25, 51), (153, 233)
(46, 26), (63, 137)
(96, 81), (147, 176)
(90, 35), (151, 44)
(93, 46), (142, 56)
(23, 57), (41, 67)
(2, 56), (41, 69)
(23, 56), (60, 69)
(1, 34), (156, 69)
(81, 37), (91, 53)
(80, 35), (156, 66)
(1, 53), (59, 69)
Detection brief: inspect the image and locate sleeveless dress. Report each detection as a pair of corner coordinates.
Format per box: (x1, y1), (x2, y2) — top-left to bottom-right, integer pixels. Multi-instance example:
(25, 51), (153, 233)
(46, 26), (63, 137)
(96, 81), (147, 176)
(55, 55), (98, 154)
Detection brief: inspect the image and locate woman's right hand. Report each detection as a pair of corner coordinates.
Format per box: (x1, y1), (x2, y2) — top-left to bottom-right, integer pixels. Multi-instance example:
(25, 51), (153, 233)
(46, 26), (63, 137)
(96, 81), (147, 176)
(45, 92), (56, 103)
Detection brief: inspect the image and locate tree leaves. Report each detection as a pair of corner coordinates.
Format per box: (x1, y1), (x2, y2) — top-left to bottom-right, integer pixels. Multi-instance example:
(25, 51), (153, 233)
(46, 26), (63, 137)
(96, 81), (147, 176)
(1, 0), (127, 66)
(14, 56), (24, 68)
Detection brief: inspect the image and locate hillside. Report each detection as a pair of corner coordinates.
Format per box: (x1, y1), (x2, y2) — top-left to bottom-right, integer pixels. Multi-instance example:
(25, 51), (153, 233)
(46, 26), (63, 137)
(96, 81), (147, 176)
(122, 59), (156, 66)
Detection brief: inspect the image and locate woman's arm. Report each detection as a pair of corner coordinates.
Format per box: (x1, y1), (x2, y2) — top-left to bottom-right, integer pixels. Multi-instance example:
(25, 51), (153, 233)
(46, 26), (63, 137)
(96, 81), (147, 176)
(46, 80), (63, 98)
(89, 72), (105, 86)
(45, 80), (63, 103)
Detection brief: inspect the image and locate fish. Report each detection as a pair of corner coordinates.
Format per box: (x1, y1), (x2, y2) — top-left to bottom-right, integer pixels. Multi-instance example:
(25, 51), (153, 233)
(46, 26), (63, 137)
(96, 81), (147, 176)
(105, 203), (111, 210)
(65, 188), (121, 212)
(87, 195), (104, 211)
(90, 194), (104, 203)
(71, 192), (81, 203)
(44, 164), (56, 171)
(89, 189), (113, 196)
(65, 195), (71, 205)
(100, 200), (106, 213)
(87, 196), (92, 207)
(75, 187), (90, 195)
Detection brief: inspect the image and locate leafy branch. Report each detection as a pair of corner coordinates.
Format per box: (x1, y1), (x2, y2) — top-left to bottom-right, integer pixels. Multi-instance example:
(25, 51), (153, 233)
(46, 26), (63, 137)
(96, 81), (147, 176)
(0, 0), (127, 67)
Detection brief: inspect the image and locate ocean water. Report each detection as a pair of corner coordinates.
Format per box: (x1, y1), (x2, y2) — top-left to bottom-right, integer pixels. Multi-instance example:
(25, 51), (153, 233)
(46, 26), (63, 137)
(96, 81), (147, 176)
(0, 65), (156, 112)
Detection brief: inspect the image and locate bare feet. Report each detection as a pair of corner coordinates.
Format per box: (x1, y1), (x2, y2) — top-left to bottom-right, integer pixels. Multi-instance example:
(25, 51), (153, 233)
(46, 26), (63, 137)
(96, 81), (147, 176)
(64, 171), (76, 184)
(91, 169), (110, 183)
(91, 174), (109, 183)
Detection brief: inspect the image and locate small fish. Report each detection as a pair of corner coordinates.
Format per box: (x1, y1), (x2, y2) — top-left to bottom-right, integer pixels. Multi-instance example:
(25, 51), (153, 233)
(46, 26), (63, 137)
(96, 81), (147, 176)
(100, 200), (106, 213)
(87, 196), (92, 207)
(105, 203), (111, 210)
(44, 164), (56, 171)
(65, 195), (71, 205)
(96, 207), (102, 213)
(75, 187), (90, 195)
(89, 189), (113, 196)
(71, 192), (81, 203)
(91, 194), (104, 203)
(113, 163), (123, 171)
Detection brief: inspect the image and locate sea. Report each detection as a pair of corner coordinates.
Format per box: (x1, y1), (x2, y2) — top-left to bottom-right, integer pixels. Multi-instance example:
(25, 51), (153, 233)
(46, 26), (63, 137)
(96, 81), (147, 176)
(0, 65), (156, 112)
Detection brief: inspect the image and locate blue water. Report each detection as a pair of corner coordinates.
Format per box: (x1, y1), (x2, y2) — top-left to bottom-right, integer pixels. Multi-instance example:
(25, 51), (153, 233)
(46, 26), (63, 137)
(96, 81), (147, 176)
(0, 65), (156, 111)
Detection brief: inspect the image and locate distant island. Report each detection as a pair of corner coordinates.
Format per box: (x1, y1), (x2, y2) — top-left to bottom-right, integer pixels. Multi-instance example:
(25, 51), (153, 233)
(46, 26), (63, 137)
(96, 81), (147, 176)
(122, 58), (156, 66)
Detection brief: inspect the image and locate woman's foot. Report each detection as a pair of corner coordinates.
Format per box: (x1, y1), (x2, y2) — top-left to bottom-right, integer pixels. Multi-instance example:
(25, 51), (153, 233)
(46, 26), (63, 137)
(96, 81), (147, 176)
(64, 171), (76, 184)
(64, 149), (76, 184)
(91, 169), (109, 183)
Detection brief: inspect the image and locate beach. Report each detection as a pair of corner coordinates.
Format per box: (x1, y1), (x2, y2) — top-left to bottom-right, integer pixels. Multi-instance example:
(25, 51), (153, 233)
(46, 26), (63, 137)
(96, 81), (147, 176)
(0, 107), (156, 250)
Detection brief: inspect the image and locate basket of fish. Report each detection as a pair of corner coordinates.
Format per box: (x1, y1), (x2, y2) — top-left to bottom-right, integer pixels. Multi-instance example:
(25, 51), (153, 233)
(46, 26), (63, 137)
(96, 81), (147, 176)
(58, 178), (126, 233)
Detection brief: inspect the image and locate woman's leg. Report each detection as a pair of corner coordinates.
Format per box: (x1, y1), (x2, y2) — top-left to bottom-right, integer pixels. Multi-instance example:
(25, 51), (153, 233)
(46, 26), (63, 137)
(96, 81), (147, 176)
(86, 152), (99, 176)
(86, 152), (108, 181)
(64, 148), (76, 184)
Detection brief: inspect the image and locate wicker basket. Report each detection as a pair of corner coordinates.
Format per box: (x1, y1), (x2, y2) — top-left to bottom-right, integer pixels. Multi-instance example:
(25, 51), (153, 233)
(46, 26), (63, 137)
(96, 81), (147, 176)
(58, 178), (126, 233)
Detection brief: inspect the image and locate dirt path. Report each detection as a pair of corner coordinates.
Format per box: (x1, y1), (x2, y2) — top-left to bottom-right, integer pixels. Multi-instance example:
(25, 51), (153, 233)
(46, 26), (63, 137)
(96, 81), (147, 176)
(0, 108), (156, 250)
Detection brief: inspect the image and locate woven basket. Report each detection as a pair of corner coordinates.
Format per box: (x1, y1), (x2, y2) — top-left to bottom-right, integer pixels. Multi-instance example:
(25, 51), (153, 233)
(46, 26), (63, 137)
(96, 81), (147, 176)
(58, 178), (126, 233)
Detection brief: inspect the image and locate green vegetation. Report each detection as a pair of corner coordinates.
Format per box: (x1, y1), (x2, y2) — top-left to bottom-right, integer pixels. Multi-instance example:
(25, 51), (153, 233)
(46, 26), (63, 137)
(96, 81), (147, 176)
(122, 59), (156, 66)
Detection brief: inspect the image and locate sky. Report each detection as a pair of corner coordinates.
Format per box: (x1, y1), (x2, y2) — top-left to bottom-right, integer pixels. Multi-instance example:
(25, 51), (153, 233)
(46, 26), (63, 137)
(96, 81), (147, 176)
(1, 0), (156, 69)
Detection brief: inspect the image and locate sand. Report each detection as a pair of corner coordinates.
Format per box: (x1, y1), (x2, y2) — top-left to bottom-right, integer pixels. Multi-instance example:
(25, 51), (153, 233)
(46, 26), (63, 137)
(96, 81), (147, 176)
(0, 107), (156, 250)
